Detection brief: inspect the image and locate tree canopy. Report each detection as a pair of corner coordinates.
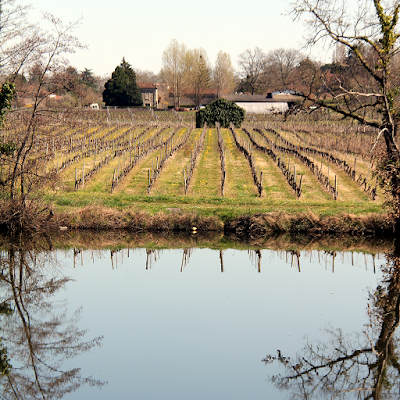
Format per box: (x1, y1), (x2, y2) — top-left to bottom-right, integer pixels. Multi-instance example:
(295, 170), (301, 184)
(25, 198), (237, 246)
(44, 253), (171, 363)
(103, 58), (143, 107)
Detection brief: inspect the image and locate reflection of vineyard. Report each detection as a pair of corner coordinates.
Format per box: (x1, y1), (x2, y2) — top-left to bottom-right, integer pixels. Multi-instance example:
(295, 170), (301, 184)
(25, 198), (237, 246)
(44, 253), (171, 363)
(275, 249), (383, 273)
(69, 247), (383, 274)
(1, 109), (384, 208)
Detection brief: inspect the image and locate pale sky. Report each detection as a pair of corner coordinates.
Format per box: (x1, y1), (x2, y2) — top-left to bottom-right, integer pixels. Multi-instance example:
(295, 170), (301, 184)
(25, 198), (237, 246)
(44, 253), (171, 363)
(28, 0), (331, 77)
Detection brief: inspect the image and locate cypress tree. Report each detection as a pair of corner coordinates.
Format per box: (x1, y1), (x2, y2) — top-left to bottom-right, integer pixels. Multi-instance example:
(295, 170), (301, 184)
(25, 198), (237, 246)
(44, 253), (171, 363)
(103, 58), (143, 107)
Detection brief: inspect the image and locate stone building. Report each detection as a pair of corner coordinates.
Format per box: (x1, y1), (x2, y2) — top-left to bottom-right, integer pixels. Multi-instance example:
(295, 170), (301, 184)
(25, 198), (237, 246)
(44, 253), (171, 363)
(137, 83), (171, 109)
(138, 83), (158, 107)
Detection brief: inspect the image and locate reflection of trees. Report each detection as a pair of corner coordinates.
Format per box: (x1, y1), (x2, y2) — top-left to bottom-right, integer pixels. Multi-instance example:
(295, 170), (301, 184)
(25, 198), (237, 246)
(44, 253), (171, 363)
(0, 244), (104, 399)
(263, 250), (400, 399)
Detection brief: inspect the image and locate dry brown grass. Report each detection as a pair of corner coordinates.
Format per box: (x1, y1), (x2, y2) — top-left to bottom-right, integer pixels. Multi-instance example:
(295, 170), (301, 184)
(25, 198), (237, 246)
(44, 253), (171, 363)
(61, 205), (223, 233)
(225, 211), (393, 236)
(0, 199), (60, 234)
(57, 206), (394, 238)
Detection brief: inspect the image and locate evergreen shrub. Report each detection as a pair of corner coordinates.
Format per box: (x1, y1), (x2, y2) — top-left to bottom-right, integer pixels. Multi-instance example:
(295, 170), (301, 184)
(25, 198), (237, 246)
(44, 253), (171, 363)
(196, 98), (245, 128)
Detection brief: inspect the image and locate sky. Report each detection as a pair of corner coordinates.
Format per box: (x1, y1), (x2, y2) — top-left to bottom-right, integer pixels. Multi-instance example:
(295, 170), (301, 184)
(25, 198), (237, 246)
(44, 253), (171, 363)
(27, 0), (332, 77)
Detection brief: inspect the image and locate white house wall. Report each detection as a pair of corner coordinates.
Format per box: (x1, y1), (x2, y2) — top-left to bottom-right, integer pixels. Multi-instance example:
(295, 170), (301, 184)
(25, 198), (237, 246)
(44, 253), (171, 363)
(235, 102), (289, 113)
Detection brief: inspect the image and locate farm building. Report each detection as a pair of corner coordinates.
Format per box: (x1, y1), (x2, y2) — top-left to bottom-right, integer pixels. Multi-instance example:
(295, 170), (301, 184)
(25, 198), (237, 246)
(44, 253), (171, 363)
(222, 93), (299, 113)
(138, 83), (170, 109)
(138, 83), (158, 107)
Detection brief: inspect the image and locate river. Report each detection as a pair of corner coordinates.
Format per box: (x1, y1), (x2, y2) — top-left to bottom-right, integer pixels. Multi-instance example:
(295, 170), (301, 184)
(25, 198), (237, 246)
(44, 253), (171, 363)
(0, 234), (397, 399)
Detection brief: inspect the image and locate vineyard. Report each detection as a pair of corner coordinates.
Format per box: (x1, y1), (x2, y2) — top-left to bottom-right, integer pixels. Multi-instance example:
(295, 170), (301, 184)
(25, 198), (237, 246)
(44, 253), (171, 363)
(0, 108), (388, 222)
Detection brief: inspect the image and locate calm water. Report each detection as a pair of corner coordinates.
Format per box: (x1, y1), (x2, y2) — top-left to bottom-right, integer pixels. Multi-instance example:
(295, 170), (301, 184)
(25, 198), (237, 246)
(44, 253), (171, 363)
(0, 245), (395, 399)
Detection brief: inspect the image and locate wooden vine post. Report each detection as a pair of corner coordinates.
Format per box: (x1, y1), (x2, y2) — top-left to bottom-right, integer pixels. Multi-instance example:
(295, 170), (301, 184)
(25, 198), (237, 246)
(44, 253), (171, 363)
(82, 162), (85, 188)
(334, 175), (338, 200)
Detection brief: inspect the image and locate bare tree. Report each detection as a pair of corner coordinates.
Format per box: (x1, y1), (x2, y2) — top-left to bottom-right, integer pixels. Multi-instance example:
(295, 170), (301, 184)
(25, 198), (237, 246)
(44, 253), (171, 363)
(289, 0), (400, 229)
(159, 39), (188, 107)
(135, 69), (159, 84)
(185, 47), (211, 107)
(0, 1), (41, 129)
(237, 47), (267, 94)
(10, 15), (82, 194)
(0, 0), (40, 78)
(0, 4), (84, 232)
(213, 50), (235, 98)
(266, 48), (303, 88)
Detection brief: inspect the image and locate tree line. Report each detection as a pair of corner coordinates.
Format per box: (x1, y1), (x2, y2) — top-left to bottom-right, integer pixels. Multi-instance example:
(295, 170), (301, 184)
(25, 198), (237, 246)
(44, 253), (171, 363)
(10, 34), (393, 114)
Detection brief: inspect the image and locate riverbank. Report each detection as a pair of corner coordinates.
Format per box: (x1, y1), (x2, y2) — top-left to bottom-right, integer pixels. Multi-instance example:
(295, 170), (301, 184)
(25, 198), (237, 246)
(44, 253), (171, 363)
(60, 206), (394, 236)
(1, 201), (392, 238)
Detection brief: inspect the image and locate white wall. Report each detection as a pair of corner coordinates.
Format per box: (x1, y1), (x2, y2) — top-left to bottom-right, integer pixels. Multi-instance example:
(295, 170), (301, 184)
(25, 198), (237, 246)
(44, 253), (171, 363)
(236, 102), (289, 113)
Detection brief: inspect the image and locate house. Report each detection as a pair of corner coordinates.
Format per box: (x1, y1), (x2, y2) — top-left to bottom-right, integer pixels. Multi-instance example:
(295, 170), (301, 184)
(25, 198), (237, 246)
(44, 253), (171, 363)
(138, 83), (158, 107)
(222, 93), (299, 113)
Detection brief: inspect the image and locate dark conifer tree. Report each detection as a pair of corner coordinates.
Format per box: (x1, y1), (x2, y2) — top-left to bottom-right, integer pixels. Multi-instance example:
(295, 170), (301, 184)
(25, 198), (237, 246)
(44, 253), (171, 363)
(103, 58), (143, 107)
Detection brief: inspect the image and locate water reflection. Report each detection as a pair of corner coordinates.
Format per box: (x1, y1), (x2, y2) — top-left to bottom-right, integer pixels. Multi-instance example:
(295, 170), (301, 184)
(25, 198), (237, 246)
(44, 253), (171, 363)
(71, 246), (382, 275)
(0, 232), (389, 399)
(263, 249), (400, 399)
(0, 242), (104, 399)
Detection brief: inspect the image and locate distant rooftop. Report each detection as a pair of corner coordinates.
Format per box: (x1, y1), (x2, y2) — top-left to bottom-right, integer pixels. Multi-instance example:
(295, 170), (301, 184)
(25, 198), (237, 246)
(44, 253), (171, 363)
(223, 94), (298, 103)
(137, 83), (157, 89)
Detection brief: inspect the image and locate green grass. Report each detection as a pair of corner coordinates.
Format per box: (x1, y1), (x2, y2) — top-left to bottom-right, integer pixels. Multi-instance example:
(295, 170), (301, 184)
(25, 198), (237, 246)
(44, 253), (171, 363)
(146, 128), (202, 196)
(191, 128), (221, 196)
(48, 190), (384, 220)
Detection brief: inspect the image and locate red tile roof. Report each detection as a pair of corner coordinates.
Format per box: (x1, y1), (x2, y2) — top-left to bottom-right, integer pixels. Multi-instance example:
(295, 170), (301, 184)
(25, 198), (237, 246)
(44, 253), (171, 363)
(137, 83), (157, 89)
